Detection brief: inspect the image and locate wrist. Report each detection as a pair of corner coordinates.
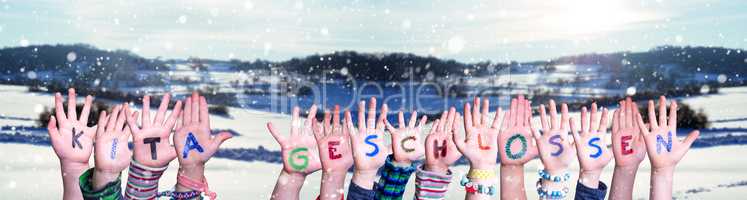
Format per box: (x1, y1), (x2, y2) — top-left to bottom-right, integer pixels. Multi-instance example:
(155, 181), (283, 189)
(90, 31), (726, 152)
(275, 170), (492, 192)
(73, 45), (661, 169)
(469, 163), (496, 171)
(424, 164), (449, 173)
(614, 164), (640, 172)
(92, 168), (121, 191)
(178, 164), (205, 180)
(352, 169), (378, 189)
(578, 170), (602, 188)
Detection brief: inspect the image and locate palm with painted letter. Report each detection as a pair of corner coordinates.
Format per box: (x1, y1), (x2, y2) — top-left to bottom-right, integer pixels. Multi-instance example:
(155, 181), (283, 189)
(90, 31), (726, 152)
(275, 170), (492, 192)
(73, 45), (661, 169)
(48, 88), (96, 165)
(424, 108), (462, 172)
(611, 98), (646, 167)
(268, 105), (322, 175)
(570, 103), (612, 173)
(636, 96), (699, 169)
(125, 94), (181, 167)
(173, 92), (233, 167)
(534, 99), (575, 172)
(499, 95), (539, 166)
(454, 97), (500, 169)
(94, 104), (135, 174)
(385, 110), (427, 163)
(313, 105), (354, 173)
(346, 98), (389, 172)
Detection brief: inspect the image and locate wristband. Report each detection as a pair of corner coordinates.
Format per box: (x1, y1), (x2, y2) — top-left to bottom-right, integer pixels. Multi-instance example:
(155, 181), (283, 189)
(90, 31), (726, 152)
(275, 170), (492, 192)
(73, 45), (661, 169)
(538, 169), (571, 183)
(460, 175), (496, 196)
(157, 190), (202, 199)
(467, 169), (494, 181)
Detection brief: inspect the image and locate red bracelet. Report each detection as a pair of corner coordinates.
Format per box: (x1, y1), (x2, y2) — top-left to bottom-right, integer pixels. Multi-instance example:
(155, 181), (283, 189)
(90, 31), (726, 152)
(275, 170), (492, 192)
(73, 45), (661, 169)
(177, 173), (217, 200)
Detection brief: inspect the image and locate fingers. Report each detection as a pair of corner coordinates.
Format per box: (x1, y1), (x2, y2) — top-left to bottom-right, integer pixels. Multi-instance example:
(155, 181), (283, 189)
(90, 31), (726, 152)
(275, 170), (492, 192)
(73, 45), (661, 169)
(164, 100), (182, 129)
(549, 99), (558, 129)
(429, 119), (441, 134)
(367, 97), (377, 129)
(599, 108), (609, 133)
(452, 117), (466, 152)
(115, 105), (128, 132)
(539, 104), (549, 131)
(304, 104), (317, 130)
(290, 106), (300, 136)
(210, 131), (233, 151)
(54, 93), (66, 121)
(590, 103), (598, 132)
(669, 101), (678, 128)
(648, 100), (658, 129)
(524, 99), (533, 128)
(377, 103), (388, 131)
(97, 111), (108, 136)
(183, 97), (192, 125)
(417, 115), (427, 131)
(142, 95), (152, 128)
(580, 106), (588, 134)
(631, 101), (642, 131)
(491, 107), (503, 129)
(570, 117), (580, 141)
(635, 112), (649, 135)
(398, 111), (406, 129)
(560, 103), (569, 131)
(611, 109), (619, 133)
(67, 88), (77, 121)
(153, 93), (171, 125)
(509, 97), (518, 126)
(191, 92), (200, 123)
(464, 102), (473, 129)
(445, 107), (457, 136)
(323, 110), (332, 136)
(409, 111), (418, 129)
(345, 110), (357, 138)
(472, 97), (481, 126)
(517, 95), (526, 127)
(198, 97), (210, 127)
(106, 105), (122, 132)
(332, 105), (341, 134)
(79, 95), (93, 124)
(658, 96), (667, 128)
(358, 100), (366, 131)
(266, 122), (285, 145)
(481, 98), (490, 126)
(625, 97), (633, 128)
(501, 105), (511, 131)
(123, 104), (141, 133)
(385, 118), (397, 135)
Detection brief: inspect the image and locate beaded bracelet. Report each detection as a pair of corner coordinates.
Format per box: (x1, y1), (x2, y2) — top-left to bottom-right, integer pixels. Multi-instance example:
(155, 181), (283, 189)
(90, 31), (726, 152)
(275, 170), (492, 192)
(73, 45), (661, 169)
(157, 190), (202, 199)
(536, 179), (569, 199)
(460, 175), (496, 196)
(467, 169), (494, 181)
(538, 169), (571, 183)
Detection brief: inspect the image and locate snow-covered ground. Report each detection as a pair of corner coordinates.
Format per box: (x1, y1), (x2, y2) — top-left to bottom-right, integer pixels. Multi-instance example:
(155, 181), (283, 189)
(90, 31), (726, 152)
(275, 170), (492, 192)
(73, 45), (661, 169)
(1, 83), (747, 199)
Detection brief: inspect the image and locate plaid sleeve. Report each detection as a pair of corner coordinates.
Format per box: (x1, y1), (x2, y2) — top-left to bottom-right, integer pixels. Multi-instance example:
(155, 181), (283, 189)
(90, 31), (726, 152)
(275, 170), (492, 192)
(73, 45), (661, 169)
(375, 155), (417, 200)
(79, 168), (124, 200)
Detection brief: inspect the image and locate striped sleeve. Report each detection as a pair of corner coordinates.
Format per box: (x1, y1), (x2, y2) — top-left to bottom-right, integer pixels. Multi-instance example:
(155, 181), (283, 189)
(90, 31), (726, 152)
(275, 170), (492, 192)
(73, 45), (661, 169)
(414, 166), (452, 200)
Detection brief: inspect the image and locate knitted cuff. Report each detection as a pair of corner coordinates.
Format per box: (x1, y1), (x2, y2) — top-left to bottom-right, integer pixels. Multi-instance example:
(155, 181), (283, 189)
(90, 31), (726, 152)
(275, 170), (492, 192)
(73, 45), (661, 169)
(125, 159), (168, 199)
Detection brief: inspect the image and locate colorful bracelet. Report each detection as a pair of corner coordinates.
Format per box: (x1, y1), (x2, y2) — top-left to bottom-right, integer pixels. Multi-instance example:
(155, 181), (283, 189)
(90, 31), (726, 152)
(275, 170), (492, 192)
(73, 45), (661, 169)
(538, 169), (571, 183)
(157, 190), (202, 199)
(467, 168), (494, 181)
(460, 175), (496, 196)
(177, 173), (217, 200)
(536, 179), (569, 199)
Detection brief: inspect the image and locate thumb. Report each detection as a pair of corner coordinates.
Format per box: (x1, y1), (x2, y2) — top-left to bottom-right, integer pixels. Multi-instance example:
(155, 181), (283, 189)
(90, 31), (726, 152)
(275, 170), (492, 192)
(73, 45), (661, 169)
(211, 131), (233, 150)
(682, 130), (700, 150)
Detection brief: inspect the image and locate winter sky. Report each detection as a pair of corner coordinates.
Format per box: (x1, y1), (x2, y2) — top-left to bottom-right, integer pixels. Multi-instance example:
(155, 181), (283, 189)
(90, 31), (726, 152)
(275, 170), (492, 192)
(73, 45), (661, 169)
(0, 0), (745, 62)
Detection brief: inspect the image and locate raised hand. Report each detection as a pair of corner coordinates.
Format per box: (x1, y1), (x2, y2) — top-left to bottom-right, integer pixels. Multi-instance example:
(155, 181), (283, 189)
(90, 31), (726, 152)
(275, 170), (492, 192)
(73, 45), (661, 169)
(498, 95), (539, 166)
(347, 97), (389, 189)
(125, 94), (181, 167)
(92, 104), (134, 190)
(454, 97), (500, 169)
(48, 88), (96, 165)
(47, 88), (96, 200)
(534, 99), (575, 172)
(385, 110), (427, 164)
(423, 108), (462, 173)
(570, 102), (611, 188)
(174, 92), (233, 170)
(268, 105), (322, 176)
(611, 98), (646, 167)
(637, 96), (699, 169)
(313, 105), (354, 173)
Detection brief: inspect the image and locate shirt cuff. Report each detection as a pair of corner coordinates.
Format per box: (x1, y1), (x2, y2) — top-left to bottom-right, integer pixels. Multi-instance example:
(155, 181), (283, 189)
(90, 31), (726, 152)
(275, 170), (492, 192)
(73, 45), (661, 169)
(79, 168), (123, 200)
(347, 181), (377, 200)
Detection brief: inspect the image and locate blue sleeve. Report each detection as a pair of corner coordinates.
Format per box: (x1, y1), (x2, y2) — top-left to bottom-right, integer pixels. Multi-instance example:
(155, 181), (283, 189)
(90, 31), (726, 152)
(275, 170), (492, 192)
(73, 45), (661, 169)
(574, 181), (608, 200)
(346, 181), (377, 200)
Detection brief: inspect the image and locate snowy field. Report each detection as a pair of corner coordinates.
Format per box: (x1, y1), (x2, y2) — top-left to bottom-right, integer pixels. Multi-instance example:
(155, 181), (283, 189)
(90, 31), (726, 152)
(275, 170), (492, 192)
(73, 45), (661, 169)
(1, 84), (747, 199)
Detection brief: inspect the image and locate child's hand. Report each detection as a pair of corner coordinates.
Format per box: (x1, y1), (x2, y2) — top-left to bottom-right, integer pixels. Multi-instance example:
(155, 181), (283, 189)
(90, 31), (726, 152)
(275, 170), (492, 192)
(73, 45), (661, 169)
(268, 105), (322, 176)
(313, 105), (354, 173)
(385, 110), (427, 164)
(498, 95), (538, 166)
(92, 104), (134, 189)
(453, 97), (500, 170)
(611, 98), (646, 167)
(347, 98), (389, 189)
(534, 100), (575, 173)
(48, 88), (96, 166)
(174, 92), (233, 170)
(125, 94), (181, 168)
(637, 96), (699, 169)
(424, 108), (462, 173)
(570, 103), (612, 173)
